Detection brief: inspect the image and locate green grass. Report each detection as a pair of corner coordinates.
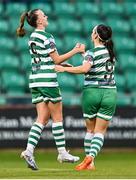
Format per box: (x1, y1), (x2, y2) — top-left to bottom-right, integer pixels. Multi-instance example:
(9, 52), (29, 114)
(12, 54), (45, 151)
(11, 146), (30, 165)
(0, 149), (136, 179)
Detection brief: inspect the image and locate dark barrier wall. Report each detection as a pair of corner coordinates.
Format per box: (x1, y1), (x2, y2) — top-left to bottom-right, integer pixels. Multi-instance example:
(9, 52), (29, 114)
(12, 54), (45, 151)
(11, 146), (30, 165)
(0, 106), (136, 148)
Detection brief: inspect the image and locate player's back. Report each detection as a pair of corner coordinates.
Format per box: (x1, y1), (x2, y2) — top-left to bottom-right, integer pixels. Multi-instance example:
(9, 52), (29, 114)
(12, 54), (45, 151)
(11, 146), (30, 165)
(84, 46), (116, 89)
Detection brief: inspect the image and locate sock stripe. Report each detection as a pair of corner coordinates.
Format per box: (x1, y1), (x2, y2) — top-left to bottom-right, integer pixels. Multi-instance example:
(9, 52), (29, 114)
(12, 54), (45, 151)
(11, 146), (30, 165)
(90, 150), (97, 157)
(52, 123), (65, 150)
(29, 135), (39, 141)
(31, 129), (41, 136)
(91, 146), (100, 152)
(84, 143), (91, 147)
(92, 137), (104, 142)
(26, 123), (43, 154)
(53, 135), (65, 140)
(84, 146), (90, 149)
(55, 138), (65, 142)
(89, 133), (104, 158)
(84, 139), (91, 143)
(84, 132), (94, 156)
(52, 132), (64, 137)
(52, 130), (64, 134)
(91, 143), (101, 150)
(91, 141), (103, 147)
(29, 132), (40, 139)
(57, 144), (65, 148)
(33, 124), (43, 131)
(52, 126), (63, 130)
(31, 125), (43, 132)
(28, 140), (37, 146)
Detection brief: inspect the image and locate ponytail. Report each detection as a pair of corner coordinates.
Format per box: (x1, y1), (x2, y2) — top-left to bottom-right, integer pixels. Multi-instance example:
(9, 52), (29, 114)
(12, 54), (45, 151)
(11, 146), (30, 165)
(96, 24), (115, 63)
(105, 39), (115, 63)
(16, 12), (28, 37)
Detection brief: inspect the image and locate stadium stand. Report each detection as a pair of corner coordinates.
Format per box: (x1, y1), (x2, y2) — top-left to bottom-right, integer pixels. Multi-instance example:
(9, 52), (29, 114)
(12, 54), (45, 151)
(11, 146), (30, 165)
(0, 0), (136, 106)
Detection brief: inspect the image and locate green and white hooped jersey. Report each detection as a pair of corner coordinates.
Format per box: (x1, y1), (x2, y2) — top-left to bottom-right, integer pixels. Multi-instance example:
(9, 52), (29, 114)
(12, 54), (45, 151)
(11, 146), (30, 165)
(28, 30), (58, 88)
(83, 46), (116, 89)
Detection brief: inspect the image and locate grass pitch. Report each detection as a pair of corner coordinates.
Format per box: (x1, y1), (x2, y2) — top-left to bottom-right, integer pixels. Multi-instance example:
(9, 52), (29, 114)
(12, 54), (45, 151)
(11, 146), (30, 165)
(0, 149), (136, 179)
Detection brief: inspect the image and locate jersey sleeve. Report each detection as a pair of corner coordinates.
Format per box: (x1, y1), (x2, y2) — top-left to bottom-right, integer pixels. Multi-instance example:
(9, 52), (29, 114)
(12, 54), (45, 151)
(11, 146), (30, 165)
(44, 35), (57, 54)
(83, 50), (94, 66)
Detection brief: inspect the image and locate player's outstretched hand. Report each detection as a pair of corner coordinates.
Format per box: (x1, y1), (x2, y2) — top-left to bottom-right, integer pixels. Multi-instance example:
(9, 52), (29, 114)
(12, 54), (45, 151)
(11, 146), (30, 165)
(73, 43), (85, 53)
(55, 65), (65, 72)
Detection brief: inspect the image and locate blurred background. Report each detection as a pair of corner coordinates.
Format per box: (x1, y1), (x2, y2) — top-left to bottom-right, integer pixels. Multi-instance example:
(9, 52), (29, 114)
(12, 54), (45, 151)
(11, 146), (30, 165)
(0, 0), (136, 149)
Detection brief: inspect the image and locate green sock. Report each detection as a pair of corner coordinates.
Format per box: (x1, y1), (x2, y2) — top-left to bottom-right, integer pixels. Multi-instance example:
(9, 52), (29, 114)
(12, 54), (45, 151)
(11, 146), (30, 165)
(26, 122), (44, 155)
(89, 133), (104, 158)
(52, 122), (66, 154)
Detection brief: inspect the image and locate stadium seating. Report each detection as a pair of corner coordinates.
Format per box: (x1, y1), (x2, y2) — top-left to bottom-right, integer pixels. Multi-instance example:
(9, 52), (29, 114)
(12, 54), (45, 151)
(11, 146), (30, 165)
(114, 37), (136, 54)
(16, 37), (29, 51)
(30, 3), (52, 16)
(0, 20), (9, 35)
(54, 2), (75, 17)
(6, 3), (27, 17)
(0, 1), (136, 106)
(124, 2), (136, 17)
(130, 18), (136, 33)
(46, 20), (58, 35)
(0, 4), (3, 14)
(119, 54), (136, 72)
(106, 19), (130, 36)
(115, 74), (126, 92)
(132, 93), (136, 106)
(125, 72), (136, 92)
(57, 18), (82, 35)
(117, 92), (132, 106)
(76, 2), (100, 18)
(62, 92), (81, 106)
(63, 35), (86, 50)
(2, 71), (26, 95)
(57, 73), (77, 93)
(101, 2), (124, 18)
(0, 37), (15, 53)
(69, 54), (83, 67)
(20, 53), (31, 71)
(82, 18), (103, 35)
(0, 54), (20, 72)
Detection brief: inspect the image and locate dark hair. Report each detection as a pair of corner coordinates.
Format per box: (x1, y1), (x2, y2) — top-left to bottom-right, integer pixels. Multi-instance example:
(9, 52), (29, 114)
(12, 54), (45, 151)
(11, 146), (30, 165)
(16, 9), (38, 37)
(96, 24), (115, 62)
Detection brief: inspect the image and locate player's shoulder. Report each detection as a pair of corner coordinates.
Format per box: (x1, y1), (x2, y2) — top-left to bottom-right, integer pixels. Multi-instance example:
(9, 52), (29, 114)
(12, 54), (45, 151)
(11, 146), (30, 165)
(85, 49), (94, 57)
(32, 30), (54, 39)
(94, 46), (107, 53)
(44, 31), (54, 39)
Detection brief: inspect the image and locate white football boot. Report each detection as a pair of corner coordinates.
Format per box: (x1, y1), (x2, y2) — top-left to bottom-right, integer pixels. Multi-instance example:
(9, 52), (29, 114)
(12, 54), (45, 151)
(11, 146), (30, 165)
(21, 151), (38, 170)
(57, 151), (80, 163)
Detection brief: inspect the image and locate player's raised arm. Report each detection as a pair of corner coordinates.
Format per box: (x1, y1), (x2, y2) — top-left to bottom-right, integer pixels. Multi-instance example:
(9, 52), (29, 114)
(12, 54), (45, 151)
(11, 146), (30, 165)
(50, 43), (85, 64)
(55, 49), (94, 74)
